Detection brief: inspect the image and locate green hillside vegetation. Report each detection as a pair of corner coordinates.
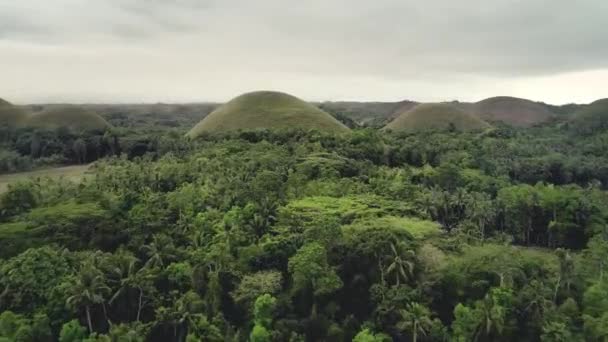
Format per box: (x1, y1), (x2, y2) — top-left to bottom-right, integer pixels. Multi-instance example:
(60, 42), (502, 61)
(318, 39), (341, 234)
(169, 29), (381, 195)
(0, 98), (29, 127)
(26, 105), (111, 131)
(569, 98), (608, 134)
(384, 103), (491, 132)
(474, 96), (555, 127)
(187, 91), (349, 137)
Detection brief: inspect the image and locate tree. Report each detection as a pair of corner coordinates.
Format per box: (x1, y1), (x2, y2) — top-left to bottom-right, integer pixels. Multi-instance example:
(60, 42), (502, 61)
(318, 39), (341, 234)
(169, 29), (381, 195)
(66, 261), (111, 333)
(288, 243), (343, 297)
(554, 249), (574, 301)
(452, 303), (478, 342)
(73, 138), (87, 164)
(465, 192), (496, 241)
(385, 242), (415, 286)
(250, 324), (271, 342)
(141, 234), (177, 269)
(474, 288), (513, 341)
(249, 294), (277, 341)
(108, 252), (156, 322)
(397, 302), (433, 342)
(231, 270), (282, 305)
(541, 321), (572, 342)
(59, 320), (88, 342)
(352, 328), (390, 342)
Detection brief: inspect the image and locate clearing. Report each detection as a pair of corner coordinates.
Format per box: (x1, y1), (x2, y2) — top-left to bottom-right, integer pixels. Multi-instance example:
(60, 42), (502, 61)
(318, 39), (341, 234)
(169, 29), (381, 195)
(0, 164), (92, 194)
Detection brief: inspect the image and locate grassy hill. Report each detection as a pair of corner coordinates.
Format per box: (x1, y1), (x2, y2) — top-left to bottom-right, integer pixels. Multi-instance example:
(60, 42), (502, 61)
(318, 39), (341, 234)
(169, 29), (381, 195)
(187, 91), (349, 137)
(473, 96), (555, 127)
(0, 98), (29, 127)
(384, 103), (491, 132)
(27, 105), (111, 131)
(569, 98), (608, 134)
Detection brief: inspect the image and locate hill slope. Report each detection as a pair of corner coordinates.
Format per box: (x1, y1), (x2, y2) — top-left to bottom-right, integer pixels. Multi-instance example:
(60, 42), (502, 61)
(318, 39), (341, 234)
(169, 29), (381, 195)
(187, 91), (349, 137)
(0, 98), (29, 127)
(569, 98), (608, 134)
(473, 96), (554, 127)
(27, 106), (111, 131)
(384, 103), (491, 132)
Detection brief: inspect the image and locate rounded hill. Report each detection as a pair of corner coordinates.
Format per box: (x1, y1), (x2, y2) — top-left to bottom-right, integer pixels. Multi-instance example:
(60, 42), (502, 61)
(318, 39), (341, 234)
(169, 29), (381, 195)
(27, 106), (111, 131)
(0, 98), (29, 127)
(187, 91), (349, 137)
(473, 96), (554, 127)
(569, 98), (608, 134)
(384, 103), (491, 132)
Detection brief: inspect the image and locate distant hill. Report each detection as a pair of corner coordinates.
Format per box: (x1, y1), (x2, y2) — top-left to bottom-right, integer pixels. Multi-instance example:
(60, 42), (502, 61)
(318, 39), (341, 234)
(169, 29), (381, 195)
(319, 100), (416, 127)
(384, 103), (491, 132)
(27, 105), (111, 131)
(187, 91), (349, 138)
(473, 96), (555, 127)
(0, 98), (29, 127)
(569, 98), (608, 134)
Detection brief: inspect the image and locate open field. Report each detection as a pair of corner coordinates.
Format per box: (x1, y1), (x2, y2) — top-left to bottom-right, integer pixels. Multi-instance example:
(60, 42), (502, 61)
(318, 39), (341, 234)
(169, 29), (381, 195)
(0, 164), (92, 193)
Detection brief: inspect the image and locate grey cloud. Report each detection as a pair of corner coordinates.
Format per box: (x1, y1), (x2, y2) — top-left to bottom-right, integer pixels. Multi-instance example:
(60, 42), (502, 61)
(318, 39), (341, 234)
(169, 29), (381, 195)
(0, 0), (606, 103)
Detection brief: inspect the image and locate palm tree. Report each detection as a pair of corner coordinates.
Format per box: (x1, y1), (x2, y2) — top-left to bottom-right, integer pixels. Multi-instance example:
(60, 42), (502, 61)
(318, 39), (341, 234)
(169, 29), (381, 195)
(474, 292), (507, 341)
(397, 302), (433, 342)
(66, 261), (111, 333)
(141, 234), (177, 269)
(385, 242), (415, 286)
(554, 248), (574, 301)
(108, 252), (155, 322)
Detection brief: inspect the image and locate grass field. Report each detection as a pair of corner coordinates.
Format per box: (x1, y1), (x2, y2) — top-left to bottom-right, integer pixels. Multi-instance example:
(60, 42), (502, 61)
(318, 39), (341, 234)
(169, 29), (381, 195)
(187, 91), (349, 137)
(0, 164), (92, 193)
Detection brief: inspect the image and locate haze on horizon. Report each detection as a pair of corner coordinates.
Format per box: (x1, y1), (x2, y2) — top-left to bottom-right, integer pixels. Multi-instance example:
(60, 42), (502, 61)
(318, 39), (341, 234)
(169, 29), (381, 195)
(1, 0), (607, 105)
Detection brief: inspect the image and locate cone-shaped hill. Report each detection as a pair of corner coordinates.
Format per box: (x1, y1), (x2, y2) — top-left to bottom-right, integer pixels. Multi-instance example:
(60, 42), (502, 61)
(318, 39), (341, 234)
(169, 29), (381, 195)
(569, 98), (608, 134)
(27, 106), (111, 131)
(187, 91), (349, 138)
(384, 103), (491, 132)
(473, 96), (554, 127)
(0, 98), (29, 127)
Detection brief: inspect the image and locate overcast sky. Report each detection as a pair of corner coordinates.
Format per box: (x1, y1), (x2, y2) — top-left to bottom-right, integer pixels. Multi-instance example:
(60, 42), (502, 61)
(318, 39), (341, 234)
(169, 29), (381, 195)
(1, 0), (607, 104)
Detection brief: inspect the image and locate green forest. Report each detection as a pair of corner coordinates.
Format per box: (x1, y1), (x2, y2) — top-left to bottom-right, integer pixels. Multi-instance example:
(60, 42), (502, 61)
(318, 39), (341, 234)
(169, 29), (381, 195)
(2, 120), (608, 341)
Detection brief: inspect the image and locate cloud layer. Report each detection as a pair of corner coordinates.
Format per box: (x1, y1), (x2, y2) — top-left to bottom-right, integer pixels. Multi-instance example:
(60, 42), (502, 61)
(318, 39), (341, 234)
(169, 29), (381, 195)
(1, 0), (607, 104)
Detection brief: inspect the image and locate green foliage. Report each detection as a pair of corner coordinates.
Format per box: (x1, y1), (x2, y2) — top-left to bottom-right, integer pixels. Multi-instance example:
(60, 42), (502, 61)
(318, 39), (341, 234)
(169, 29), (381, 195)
(352, 328), (391, 342)
(59, 320), (88, 342)
(250, 324), (271, 342)
(0, 127), (607, 341)
(232, 270), (282, 304)
(288, 243), (343, 296)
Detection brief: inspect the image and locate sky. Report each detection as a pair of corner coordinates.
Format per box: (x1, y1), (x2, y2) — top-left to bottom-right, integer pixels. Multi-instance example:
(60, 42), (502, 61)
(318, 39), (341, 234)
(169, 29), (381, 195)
(1, 0), (607, 105)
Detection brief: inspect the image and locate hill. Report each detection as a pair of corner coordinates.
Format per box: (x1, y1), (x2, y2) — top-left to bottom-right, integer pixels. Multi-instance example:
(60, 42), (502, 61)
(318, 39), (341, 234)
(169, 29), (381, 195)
(187, 91), (349, 137)
(319, 100), (417, 127)
(569, 98), (608, 134)
(383, 103), (491, 132)
(27, 106), (111, 131)
(473, 96), (555, 127)
(0, 98), (29, 127)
